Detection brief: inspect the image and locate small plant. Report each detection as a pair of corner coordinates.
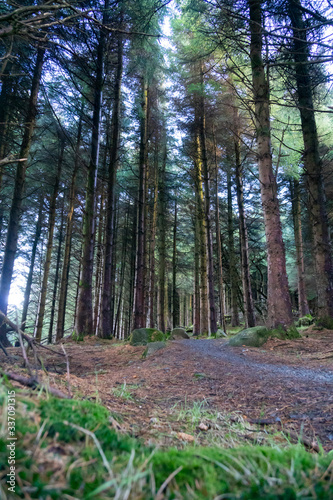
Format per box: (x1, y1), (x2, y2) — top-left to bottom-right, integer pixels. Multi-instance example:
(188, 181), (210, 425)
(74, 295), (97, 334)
(111, 382), (134, 401)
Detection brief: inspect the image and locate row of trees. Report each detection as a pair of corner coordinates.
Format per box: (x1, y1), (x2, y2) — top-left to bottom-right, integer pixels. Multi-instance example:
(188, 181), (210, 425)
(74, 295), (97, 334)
(0, 0), (332, 346)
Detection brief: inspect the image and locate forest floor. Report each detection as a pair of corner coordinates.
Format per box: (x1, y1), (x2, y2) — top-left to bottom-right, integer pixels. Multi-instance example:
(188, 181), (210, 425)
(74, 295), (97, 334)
(2, 323), (333, 452)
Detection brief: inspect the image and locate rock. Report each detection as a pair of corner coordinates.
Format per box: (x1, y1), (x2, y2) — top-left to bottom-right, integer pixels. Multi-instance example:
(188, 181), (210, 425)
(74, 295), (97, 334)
(143, 341), (166, 357)
(129, 328), (164, 346)
(228, 326), (269, 347)
(198, 422), (209, 431)
(171, 328), (190, 340)
(215, 329), (227, 338)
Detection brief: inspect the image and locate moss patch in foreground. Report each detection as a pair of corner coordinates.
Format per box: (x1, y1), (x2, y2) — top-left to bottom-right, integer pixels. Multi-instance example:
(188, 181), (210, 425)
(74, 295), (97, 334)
(0, 390), (332, 499)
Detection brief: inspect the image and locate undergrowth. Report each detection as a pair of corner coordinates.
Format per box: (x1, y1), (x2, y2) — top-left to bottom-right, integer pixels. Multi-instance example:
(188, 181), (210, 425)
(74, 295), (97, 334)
(0, 380), (332, 499)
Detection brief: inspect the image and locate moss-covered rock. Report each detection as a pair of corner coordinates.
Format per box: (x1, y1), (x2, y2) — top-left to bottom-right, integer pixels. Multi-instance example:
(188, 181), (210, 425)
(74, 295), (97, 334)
(215, 329), (227, 338)
(228, 325), (301, 347)
(228, 326), (269, 347)
(298, 315), (314, 327)
(171, 327), (190, 340)
(143, 341), (166, 358)
(129, 327), (164, 346)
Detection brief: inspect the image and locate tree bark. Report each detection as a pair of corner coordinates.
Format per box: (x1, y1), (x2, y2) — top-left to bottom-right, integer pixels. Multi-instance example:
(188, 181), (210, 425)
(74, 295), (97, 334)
(288, 0), (333, 317)
(0, 46), (45, 346)
(248, 0), (293, 328)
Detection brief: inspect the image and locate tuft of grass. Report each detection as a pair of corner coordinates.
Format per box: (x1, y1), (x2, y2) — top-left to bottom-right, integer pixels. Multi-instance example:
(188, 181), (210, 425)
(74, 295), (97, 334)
(111, 382), (135, 401)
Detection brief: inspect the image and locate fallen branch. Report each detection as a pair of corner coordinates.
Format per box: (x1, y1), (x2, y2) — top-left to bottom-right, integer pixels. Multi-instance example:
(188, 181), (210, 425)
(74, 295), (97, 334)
(2, 371), (71, 399)
(0, 311), (65, 358)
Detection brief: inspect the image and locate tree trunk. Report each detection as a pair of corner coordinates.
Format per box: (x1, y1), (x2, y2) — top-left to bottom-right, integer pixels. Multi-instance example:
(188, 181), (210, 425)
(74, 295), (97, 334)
(133, 76), (148, 329)
(213, 138), (227, 333)
(0, 46), (45, 346)
(234, 119), (256, 328)
(48, 202), (65, 344)
(93, 187), (105, 336)
(193, 207), (201, 335)
(35, 138), (64, 342)
(157, 143), (167, 333)
(288, 0), (333, 317)
(21, 193), (44, 331)
(290, 178), (310, 317)
(76, 16), (106, 337)
(56, 112), (82, 342)
(195, 132), (209, 334)
(248, 0), (293, 328)
(227, 165), (240, 327)
(100, 30), (123, 338)
(198, 72), (218, 334)
(172, 198), (180, 328)
(149, 141), (159, 328)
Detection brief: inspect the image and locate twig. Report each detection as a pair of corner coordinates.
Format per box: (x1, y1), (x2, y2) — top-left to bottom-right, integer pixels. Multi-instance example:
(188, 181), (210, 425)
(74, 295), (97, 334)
(2, 370), (71, 399)
(0, 341), (11, 358)
(61, 344), (72, 398)
(155, 466), (183, 498)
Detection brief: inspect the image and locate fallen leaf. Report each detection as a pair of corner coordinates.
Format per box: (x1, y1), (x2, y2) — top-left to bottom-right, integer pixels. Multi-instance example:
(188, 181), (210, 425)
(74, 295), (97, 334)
(176, 432), (195, 442)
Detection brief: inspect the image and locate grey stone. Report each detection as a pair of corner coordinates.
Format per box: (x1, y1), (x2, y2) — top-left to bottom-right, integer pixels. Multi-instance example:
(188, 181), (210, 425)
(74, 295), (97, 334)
(144, 341), (166, 357)
(171, 328), (190, 340)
